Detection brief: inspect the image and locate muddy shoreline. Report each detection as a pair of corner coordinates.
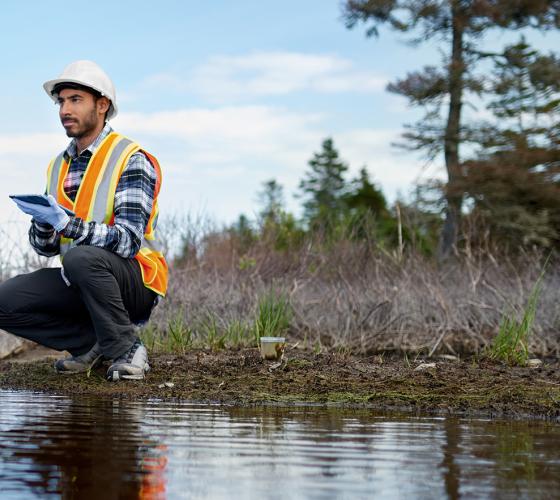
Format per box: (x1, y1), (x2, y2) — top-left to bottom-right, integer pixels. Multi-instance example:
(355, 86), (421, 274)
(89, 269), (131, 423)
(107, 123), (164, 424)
(0, 347), (559, 421)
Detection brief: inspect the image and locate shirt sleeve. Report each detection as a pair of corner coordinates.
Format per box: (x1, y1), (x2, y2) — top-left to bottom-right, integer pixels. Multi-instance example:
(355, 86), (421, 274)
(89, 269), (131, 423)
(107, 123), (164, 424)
(61, 152), (157, 259)
(29, 220), (61, 257)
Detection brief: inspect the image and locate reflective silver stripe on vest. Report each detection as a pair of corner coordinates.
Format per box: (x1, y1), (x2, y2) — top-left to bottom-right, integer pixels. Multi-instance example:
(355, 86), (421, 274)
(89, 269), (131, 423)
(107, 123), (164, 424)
(141, 234), (163, 253)
(48, 153), (75, 258)
(47, 153), (66, 196)
(90, 137), (134, 223)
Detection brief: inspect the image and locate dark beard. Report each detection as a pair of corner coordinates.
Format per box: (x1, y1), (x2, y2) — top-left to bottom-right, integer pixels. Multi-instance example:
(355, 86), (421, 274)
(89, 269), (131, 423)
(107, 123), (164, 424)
(64, 109), (99, 139)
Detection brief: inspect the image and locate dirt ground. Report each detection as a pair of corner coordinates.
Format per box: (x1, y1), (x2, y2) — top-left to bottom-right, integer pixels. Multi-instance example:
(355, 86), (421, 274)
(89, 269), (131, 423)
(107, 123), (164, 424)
(0, 346), (559, 421)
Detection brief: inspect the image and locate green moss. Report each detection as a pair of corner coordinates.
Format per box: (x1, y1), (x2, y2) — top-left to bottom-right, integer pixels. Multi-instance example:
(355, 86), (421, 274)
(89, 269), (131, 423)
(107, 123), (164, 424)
(1, 351), (559, 420)
(286, 359), (313, 369)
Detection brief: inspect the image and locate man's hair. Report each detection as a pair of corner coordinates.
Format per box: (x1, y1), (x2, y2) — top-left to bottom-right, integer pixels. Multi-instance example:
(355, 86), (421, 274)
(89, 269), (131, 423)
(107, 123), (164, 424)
(51, 82), (103, 99)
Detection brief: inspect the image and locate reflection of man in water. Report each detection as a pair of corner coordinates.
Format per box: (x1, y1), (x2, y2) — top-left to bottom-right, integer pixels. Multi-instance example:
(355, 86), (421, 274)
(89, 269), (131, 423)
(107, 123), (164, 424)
(0, 397), (167, 498)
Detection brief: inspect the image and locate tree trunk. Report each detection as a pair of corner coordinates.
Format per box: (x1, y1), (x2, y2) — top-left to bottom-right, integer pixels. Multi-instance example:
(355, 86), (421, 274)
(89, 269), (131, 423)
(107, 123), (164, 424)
(438, 2), (466, 262)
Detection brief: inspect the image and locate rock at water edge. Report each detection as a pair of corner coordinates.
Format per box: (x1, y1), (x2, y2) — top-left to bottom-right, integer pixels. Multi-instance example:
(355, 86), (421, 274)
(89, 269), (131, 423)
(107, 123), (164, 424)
(0, 330), (32, 359)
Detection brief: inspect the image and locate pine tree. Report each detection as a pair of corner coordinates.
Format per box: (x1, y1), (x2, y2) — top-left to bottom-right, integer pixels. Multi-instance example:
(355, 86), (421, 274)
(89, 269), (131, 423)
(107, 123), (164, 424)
(298, 138), (349, 229)
(464, 39), (560, 246)
(230, 214), (254, 251)
(257, 179), (285, 224)
(344, 167), (388, 216)
(343, 0), (560, 259)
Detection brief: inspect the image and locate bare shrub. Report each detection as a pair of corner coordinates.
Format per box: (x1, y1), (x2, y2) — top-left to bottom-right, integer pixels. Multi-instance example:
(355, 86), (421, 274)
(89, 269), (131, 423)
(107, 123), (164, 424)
(0, 222), (56, 280)
(149, 215), (560, 357)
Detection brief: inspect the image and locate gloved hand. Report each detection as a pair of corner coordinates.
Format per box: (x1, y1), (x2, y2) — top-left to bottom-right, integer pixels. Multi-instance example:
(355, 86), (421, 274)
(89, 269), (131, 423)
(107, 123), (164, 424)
(12, 195), (70, 232)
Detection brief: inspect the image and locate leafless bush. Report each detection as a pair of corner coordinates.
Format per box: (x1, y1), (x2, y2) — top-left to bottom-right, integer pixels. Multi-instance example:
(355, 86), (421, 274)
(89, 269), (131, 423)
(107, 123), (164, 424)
(0, 222), (55, 280)
(150, 217), (560, 357)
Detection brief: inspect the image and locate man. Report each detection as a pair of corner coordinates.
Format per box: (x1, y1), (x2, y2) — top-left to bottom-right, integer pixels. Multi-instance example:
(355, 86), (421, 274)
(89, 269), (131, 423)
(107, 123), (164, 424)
(0, 60), (168, 381)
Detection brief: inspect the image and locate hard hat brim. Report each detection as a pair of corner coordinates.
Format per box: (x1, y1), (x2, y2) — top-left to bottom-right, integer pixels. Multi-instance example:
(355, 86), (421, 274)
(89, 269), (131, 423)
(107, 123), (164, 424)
(43, 77), (118, 120)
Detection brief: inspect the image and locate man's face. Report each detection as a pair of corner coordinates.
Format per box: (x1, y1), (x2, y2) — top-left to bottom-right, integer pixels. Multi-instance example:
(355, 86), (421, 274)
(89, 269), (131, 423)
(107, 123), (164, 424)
(56, 88), (105, 138)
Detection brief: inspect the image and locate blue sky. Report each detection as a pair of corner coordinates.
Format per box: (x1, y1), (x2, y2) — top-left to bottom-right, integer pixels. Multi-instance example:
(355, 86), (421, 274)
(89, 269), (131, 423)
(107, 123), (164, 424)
(1, 0), (559, 234)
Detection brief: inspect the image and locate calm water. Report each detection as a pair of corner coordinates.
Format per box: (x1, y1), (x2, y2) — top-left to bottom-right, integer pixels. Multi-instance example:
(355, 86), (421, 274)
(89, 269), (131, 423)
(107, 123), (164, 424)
(0, 391), (558, 499)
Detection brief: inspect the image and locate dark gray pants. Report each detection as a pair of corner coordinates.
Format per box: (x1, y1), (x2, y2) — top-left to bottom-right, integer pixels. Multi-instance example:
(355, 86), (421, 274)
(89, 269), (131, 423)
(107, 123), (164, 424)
(0, 246), (157, 359)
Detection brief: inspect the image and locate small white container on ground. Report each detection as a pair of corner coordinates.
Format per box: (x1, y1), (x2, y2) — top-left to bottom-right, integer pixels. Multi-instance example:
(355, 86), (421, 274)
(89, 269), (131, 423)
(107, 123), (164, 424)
(259, 337), (286, 360)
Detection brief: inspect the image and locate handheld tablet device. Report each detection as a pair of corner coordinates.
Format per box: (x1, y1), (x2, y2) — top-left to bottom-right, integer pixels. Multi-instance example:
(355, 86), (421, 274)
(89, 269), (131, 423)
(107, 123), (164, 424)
(10, 194), (75, 216)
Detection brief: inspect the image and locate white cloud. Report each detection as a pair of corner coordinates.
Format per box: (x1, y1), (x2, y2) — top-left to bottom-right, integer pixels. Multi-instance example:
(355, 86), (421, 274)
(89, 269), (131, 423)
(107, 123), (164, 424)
(0, 133), (66, 155)
(113, 107), (423, 220)
(113, 106), (325, 172)
(0, 133), (69, 231)
(142, 51), (387, 102)
(0, 107), (425, 230)
(337, 128), (429, 195)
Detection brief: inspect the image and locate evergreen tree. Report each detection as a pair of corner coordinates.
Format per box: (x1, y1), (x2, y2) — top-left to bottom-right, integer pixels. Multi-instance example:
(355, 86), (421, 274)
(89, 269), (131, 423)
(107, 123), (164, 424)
(464, 39), (560, 246)
(298, 138), (349, 229)
(257, 179), (285, 224)
(344, 167), (388, 216)
(343, 0), (560, 259)
(342, 167), (396, 243)
(229, 214), (254, 251)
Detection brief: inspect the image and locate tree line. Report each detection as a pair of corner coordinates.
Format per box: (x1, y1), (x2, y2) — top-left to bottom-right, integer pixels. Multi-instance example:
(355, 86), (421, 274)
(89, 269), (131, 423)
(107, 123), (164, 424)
(228, 137), (439, 258)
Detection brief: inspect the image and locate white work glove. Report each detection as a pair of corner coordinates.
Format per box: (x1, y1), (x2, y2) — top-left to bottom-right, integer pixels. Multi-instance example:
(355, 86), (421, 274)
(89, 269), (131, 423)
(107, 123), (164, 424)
(12, 195), (71, 232)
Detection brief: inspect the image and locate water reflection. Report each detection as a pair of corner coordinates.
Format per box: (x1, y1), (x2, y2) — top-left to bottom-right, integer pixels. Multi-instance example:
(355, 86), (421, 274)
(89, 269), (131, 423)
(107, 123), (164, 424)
(457, 420), (560, 498)
(0, 392), (558, 499)
(0, 395), (167, 499)
(441, 417), (461, 499)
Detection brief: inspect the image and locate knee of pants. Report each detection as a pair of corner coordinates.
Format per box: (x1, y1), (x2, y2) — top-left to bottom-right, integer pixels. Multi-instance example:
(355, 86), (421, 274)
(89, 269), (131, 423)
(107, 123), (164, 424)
(63, 246), (108, 286)
(0, 273), (38, 318)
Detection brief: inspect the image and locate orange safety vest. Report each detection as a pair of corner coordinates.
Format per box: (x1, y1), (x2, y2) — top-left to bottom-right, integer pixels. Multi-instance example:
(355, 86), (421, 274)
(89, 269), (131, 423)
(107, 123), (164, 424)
(45, 132), (168, 296)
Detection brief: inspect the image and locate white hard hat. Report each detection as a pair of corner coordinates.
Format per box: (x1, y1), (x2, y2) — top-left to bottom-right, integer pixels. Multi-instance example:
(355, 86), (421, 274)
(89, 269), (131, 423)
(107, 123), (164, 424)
(43, 60), (118, 120)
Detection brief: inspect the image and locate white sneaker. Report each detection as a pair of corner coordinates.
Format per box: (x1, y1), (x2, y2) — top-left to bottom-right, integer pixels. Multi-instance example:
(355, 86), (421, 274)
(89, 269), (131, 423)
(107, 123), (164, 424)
(106, 340), (150, 381)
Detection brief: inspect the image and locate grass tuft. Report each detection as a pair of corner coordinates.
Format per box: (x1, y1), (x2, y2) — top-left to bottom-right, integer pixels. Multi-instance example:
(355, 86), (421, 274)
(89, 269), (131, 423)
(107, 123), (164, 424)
(253, 290), (292, 346)
(488, 263), (547, 366)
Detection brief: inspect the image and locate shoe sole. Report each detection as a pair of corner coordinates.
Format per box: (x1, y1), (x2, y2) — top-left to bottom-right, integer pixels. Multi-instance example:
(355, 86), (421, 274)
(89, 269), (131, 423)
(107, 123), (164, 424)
(121, 374), (146, 380)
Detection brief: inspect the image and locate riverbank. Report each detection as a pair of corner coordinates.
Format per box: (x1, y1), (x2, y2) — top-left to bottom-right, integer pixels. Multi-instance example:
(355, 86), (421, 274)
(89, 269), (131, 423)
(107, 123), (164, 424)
(0, 347), (558, 420)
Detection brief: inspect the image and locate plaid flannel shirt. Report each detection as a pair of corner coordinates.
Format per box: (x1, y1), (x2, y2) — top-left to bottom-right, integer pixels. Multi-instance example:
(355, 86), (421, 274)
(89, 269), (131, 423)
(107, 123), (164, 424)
(29, 124), (156, 259)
